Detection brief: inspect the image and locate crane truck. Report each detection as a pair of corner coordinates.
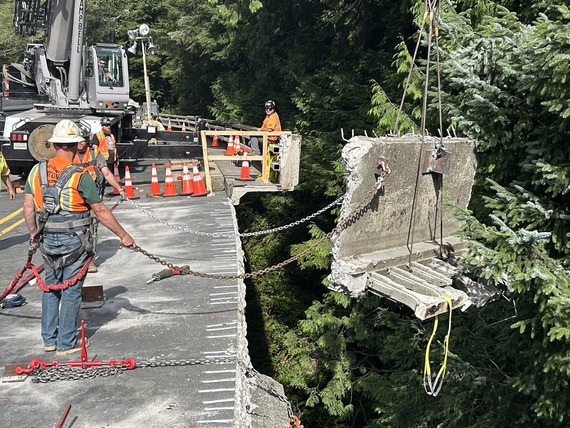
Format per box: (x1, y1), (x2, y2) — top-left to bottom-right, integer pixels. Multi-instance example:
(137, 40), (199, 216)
(0, 0), (135, 174)
(0, 0), (207, 175)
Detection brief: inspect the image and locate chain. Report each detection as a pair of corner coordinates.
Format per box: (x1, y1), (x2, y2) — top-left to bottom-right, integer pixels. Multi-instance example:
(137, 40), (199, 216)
(137, 356), (236, 368)
(126, 178), (385, 280)
(32, 365), (129, 383)
(29, 355), (237, 383)
(241, 362), (294, 418)
(122, 194), (344, 238)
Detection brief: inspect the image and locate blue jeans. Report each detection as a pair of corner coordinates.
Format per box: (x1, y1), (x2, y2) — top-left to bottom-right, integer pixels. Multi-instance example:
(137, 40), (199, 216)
(41, 233), (89, 351)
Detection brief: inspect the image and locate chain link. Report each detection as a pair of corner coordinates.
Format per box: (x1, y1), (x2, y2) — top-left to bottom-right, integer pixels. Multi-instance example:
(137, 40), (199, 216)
(126, 178), (385, 280)
(122, 194), (344, 238)
(29, 356), (237, 383)
(137, 356), (236, 368)
(32, 365), (129, 383)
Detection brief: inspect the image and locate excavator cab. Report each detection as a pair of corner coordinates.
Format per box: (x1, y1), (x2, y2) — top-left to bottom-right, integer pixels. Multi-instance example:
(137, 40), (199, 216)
(85, 44), (130, 112)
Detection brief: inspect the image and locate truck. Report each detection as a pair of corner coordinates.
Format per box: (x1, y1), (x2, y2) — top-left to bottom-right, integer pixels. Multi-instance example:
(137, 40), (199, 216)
(0, 0), (133, 174)
(0, 0), (205, 175)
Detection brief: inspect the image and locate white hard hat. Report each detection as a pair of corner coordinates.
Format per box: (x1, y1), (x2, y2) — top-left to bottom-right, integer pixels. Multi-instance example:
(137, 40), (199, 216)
(48, 119), (84, 144)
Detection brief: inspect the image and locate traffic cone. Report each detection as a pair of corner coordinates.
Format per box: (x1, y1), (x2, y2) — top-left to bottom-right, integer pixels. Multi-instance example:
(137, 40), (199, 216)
(212, 135), (219, 147)
(190, 161), (209, 197)
(110, 162), (122, 196)
(181, 121), (187, 132)
(236, 148), (256, 181)
(162, 162), (178, 197)
(233, 135), (241, 155)
(149, 162), (162, 196)
(180, 162), (194, 195)
(225, 135), (234, 156)
(123, 166), (139, 199)
(167, 119), (172, 132)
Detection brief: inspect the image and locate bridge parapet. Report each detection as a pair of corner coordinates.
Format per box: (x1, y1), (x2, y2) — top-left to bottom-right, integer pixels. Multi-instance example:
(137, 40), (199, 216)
(329, 135), (481, 319)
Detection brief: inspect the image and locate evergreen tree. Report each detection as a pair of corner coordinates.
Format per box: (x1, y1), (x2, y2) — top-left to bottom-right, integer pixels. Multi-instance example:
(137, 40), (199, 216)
(280, 1), (570, 426)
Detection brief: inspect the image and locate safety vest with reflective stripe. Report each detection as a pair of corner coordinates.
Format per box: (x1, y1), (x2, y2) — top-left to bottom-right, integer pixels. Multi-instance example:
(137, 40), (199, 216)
(261, 112), (281, 142)
(95, 130), (115, 161)
(74, 147), (103, 185)
(27, 156), (89, 213)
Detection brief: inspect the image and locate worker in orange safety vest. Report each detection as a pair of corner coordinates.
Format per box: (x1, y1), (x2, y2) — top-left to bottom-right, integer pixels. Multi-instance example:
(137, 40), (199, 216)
(92, 116), (118, 197)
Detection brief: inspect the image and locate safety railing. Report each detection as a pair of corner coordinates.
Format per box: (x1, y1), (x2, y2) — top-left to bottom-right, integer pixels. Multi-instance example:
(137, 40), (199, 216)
(200, 129), (292, 192)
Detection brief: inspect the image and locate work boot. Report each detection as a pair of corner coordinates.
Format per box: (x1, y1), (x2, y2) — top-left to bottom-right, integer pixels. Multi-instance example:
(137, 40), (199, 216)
(88, 261), (98, 273)
(44, 343), (56, 352)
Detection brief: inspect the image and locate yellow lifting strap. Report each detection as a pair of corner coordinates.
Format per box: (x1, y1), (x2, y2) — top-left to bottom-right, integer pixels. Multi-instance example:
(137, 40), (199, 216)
(423, 295), (453, 396)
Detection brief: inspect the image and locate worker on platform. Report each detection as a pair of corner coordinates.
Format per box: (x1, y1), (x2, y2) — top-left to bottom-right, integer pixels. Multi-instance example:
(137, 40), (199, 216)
(23, 119), (135, 356)
(0, 151), (16, 200)
(92, 116), (118, 197)
(74, 126), (126, 273)
(248, 100), (282, 155)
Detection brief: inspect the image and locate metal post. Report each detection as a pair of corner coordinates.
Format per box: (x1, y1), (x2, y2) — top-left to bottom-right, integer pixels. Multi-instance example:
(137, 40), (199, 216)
(141, 39), (152, 122)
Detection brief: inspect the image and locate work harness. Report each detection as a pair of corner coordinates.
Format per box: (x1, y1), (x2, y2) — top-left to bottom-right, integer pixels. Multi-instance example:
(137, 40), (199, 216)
(34, 161), (95, 270)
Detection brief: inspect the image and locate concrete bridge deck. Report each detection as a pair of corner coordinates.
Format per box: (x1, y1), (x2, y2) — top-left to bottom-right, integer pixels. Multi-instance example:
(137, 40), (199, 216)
(0, 190), (288, 428)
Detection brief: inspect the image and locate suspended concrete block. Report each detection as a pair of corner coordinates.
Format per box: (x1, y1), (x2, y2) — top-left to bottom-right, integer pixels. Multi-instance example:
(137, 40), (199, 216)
(329, 135), (478, 319)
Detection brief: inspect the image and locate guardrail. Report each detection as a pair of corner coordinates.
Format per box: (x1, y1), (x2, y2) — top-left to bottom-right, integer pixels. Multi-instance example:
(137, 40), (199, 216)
(200, 130), (293, 192)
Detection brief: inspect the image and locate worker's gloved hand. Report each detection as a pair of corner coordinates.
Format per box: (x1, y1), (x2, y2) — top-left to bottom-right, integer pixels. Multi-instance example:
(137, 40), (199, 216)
(119, 189), (126, 200)
(28, 238), (39, 253)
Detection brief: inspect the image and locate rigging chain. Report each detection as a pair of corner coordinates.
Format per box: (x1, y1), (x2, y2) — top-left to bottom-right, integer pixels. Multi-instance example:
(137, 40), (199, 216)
(123, 178), (385, 280)
(29, 355), (237, 383)
(122, 193), (344, 238)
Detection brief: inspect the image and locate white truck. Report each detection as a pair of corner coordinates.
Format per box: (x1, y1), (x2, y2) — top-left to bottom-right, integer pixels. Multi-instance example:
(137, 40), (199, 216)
(0, 0), (208, 174)
(1, 0), (136, 174)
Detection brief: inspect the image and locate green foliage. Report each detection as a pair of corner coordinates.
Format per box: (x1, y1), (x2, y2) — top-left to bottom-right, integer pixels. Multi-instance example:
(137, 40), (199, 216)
(442, 3), (570, 423)
(5, 0), (570, 426)
(368, 40), (424, 135)
(0, 2), (41, 65)
(290, 224), (332, 271)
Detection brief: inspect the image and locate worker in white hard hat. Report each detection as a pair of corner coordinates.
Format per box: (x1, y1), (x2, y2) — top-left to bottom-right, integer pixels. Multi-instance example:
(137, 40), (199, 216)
(23, 119), (135, 356)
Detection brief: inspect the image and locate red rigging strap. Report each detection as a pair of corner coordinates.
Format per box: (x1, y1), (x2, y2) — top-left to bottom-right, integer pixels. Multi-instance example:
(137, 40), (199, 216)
(1, 252), (94, 298)
(1, 201), (121, 300)
(0, 253), (42, 301)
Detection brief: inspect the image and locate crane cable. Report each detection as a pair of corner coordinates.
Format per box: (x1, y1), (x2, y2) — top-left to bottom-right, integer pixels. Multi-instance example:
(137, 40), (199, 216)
(405, 0), (446, 268)
(394, 1), (454, 396)
(423, 295), (453, 397)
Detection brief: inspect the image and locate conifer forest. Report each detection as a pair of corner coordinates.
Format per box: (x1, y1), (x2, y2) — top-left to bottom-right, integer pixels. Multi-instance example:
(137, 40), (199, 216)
(1, 1), (569, 426)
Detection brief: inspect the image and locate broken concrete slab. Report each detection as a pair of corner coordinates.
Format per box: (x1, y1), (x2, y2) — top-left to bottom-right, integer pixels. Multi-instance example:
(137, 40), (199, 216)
(329, 135), (478, 318)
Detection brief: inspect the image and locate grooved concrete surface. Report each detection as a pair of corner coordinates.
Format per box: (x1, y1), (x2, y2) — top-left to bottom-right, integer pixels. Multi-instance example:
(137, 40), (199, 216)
(0, 189), (288, 428)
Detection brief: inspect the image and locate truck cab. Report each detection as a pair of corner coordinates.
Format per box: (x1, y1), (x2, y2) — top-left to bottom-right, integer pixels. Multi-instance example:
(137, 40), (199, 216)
(85, 44), (130, 112)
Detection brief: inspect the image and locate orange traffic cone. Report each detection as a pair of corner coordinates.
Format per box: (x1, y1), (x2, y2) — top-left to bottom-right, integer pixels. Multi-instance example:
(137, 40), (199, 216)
(167, 119), (172, 132)
(162, 162), (178, 197)
(212, 135), (219, 147)
(225, 135), (234, 156)
(236, 148), (256, 181)
(181, 121), (187, 132)
(180, 162), (194, 195)
(190, 161), (209, 197)
(233, 135), (241, 155)
(149, 162), (162, 196)
(110, 162), (122, 196)
(123, 166), (139, 199)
